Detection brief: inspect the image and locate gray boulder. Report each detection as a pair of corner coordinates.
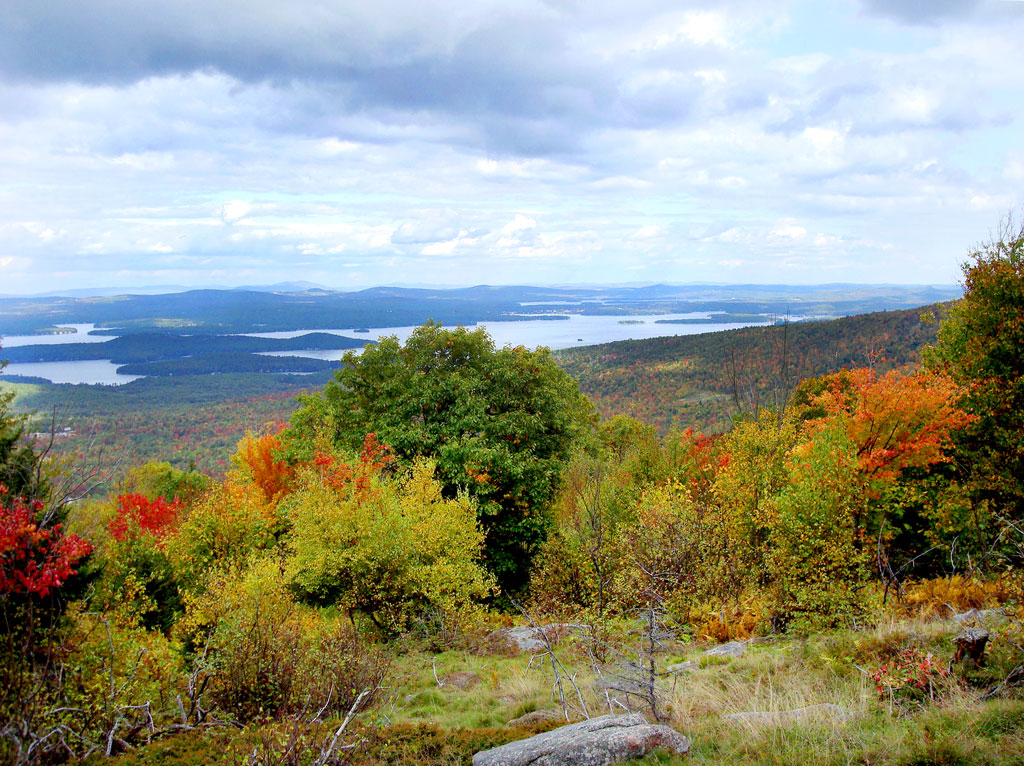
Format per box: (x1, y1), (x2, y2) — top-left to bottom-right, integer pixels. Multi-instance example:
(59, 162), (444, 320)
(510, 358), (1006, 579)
(703, 641), (746, 658)
(666, 661), (697, 674)
(473, 713), (689, 766)
(667, 641), (746, 673)
(488, 624), (575, 653)
(952, 608), (1007, 626)
(507, 709), (565, 728)
(443, 671), (480, 690)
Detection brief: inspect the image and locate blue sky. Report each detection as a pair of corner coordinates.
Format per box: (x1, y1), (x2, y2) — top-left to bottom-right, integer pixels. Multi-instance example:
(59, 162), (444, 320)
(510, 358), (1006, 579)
(1, 0), (1022, 293)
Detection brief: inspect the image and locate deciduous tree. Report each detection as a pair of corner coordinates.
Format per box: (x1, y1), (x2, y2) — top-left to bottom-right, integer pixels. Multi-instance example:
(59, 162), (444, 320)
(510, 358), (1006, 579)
(925, 216), (1024, 528)
(287, 322), (595, 594)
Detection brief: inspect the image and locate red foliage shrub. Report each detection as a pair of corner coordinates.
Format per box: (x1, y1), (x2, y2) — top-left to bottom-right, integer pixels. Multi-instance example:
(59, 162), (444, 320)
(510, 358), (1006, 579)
(0, 484), (92, 597)
(108, 492), (182, 542)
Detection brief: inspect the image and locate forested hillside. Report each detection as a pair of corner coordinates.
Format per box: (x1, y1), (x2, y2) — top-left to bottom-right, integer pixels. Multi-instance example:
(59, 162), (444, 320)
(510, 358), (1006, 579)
(556, 305), (944, 433)
(4, 373), (330, 480)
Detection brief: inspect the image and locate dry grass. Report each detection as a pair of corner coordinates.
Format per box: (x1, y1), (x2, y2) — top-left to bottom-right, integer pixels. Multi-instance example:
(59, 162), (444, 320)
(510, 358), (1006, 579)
(666, 643), (874, 729)
(98, 609), (1024, 766)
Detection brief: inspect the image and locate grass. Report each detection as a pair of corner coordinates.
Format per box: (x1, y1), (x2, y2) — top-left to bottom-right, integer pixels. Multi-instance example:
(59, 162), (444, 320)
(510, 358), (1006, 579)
(99, 610), (1023, 766)
(368, 611), (1024, 765)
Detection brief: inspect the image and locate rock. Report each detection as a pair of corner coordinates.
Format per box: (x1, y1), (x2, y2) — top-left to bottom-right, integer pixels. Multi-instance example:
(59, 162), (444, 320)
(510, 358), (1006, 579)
(952, 608), (1007, 626)
(473, 713), (689, 766)
(724, 703), (857, 725)
(666, 640), (746, 673)
(507, 709), (566, 728)
(443, 671), (481, 690)
(666, 661), (697, 674)
(703, 641), (746, 658)
(488, 624), (575, 653)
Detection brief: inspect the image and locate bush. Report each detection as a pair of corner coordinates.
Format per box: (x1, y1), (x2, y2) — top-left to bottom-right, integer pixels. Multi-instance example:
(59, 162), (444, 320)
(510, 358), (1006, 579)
(286, 455), (493, 639)
(184, 558), (390, 725)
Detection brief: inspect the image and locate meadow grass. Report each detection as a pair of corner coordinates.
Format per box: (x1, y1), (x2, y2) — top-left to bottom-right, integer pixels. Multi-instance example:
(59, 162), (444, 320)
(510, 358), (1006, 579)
(101, 611), (1023, 766)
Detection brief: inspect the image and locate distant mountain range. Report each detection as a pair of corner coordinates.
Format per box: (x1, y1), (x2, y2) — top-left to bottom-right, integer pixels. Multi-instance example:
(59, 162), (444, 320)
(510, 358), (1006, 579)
(1, 283), (962, 338)
(0, 281), (331, 299)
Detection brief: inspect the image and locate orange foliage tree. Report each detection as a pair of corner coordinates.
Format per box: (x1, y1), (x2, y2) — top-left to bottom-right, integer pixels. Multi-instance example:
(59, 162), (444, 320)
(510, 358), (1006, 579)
(801, 368), (974, 492)
(234, 428), (295, 504)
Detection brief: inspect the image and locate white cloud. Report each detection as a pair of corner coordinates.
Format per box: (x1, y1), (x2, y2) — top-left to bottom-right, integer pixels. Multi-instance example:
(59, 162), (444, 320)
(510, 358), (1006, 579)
(0, 0), (1020, 291)
(221, 200), (251, 224)
(500, 215), (537, 236)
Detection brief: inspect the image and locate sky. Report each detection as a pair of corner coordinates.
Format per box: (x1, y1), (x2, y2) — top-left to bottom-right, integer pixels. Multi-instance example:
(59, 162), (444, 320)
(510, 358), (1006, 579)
(1, 0), (1022, 294)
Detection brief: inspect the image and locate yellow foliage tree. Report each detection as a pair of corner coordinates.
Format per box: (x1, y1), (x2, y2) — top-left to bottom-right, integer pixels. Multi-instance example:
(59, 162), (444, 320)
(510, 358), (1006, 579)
(286, 455), (493, 638)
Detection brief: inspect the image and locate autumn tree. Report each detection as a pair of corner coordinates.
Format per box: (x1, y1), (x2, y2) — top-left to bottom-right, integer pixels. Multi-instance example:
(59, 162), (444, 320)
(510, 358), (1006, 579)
(286, 452), (494, 638)
(1, 360), (94, 760)
(0, 361), (48, 503)
(287, 322), (595, 595)
(925, 216), (1024, 531)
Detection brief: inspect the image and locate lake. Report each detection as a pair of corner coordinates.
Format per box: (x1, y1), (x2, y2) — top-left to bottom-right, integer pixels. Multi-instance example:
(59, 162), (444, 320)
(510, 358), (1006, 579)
(244, 312), (771, 355)
(0, 359), (143, 386)
(0, 323), (119, 347)
(2, 313), (773, 385)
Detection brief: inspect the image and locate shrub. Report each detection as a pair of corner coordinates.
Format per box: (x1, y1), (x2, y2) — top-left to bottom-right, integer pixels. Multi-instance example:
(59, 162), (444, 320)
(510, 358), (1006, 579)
(871, 645), (957, 710)
(286, 455), (493, 639)
(184, 558), (390, 725)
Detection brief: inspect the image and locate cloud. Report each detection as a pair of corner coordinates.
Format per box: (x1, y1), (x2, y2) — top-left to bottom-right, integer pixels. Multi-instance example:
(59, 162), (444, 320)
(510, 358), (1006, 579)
(0, 0), (777, 158)
(859, 0), (1024, 25)
(390, 211), (462, 244)
(0, 0), (1021, 293)
(221, 200), (251, 223)
(860, 0), (982, 24)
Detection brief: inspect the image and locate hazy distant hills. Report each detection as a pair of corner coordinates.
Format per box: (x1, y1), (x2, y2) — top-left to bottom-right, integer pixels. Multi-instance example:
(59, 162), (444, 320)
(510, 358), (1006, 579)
(0, 281), (330, 299)
(0, 283), (961, 337)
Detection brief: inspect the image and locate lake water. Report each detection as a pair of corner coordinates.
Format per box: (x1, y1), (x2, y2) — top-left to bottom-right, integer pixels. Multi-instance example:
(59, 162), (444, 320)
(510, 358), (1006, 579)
(0, 323), (118, 347)
(243, 312), (771, 355)
(0, 359), (143, 385)
(2, 313), (772, 385)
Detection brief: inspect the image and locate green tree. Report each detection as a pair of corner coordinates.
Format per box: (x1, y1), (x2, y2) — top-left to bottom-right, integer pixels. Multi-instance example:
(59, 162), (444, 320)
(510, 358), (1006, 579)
(0, 364), (48, 502)
(925, 216), (1024, 528)
(288, 322), (595, 594)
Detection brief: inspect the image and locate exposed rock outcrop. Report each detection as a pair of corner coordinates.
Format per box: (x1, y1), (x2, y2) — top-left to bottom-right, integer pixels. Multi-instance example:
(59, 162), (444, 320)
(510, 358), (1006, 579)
(703, 641), (746, 658)
(667, 640), (747, 674)
(487, 624), (575, 653)
(443, 671), (481, 690)
(473, 713), (689, 766)
(507, 709), (565, 728)
(724, 703), (857, 726)
(951, 608), (1007, 626)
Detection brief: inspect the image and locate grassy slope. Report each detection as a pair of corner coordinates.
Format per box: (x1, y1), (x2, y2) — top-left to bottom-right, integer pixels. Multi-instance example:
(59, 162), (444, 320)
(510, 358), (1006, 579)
(102, 611), (1024, 766)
